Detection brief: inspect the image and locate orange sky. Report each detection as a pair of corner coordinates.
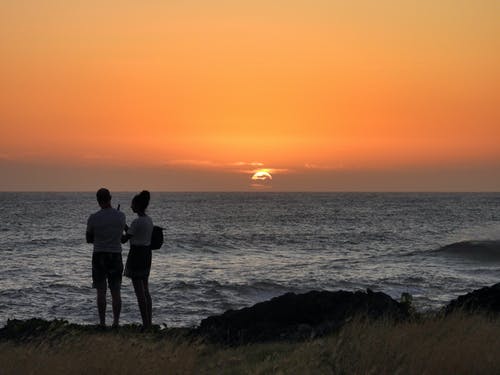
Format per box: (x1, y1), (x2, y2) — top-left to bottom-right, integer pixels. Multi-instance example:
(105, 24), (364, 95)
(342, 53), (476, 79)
(1, 1), (499, 191)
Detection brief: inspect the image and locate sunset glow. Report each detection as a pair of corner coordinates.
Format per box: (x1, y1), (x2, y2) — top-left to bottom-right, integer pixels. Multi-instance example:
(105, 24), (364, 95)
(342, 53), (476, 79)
(251, 171), (273, 181)
(1, 1), (499, 191)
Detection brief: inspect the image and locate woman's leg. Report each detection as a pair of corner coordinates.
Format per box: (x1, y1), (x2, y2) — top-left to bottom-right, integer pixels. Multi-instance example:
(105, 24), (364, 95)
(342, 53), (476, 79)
(144, 278), (152, 326)
(132, 279), (150, 328)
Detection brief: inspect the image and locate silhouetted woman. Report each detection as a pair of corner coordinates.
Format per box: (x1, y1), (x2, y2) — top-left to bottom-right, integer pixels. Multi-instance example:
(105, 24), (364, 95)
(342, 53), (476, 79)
(122, 190), (154, 329)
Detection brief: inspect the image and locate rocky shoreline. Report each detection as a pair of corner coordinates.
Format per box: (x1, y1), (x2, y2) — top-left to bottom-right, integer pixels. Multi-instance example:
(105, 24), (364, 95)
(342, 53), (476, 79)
(2, 283), (500, 345)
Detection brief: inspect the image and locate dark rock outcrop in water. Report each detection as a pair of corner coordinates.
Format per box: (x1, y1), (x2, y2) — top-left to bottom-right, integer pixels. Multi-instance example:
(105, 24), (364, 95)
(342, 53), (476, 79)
(198, 289), (410, 344)
(436, 241), (500, 261)
(445, 283), (500, 315)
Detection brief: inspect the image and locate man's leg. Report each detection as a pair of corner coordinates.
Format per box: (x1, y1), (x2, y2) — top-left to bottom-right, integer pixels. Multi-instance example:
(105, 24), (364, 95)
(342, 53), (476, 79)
(96, 287), (106, 326)
(93, 252), (107, 327)
(110, 287), (121, 327)
(108, 253), (123, 327)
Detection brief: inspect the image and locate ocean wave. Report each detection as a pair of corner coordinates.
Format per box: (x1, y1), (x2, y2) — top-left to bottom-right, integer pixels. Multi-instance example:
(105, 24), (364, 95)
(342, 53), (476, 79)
(434, 240), (500, 262)
(0, 282), (91, 296)
(158, 279), (294, 309)
(166, 279), (289, 293)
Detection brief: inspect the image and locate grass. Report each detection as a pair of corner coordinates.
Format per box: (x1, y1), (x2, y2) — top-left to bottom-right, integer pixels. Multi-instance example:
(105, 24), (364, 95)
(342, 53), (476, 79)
(1, 314), (500, 374)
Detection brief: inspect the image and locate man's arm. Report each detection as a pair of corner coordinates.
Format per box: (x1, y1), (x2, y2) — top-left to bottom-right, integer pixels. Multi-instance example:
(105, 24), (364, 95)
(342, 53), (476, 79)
(86, 231), (94, 243)
(86, 215), (94, 243)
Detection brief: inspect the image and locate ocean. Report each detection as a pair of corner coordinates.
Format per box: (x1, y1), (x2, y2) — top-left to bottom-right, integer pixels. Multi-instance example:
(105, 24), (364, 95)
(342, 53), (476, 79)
(1, 192), (499, 327)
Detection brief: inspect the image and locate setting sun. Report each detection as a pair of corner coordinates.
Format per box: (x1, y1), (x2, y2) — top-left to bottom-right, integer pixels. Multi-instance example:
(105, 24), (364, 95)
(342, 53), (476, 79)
(251, 170), (273, 181)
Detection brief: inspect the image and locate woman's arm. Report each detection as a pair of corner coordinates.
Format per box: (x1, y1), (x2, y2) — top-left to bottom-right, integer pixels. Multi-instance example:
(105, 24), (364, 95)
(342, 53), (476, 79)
(121, 233), (132, 243)
(121, 224), (131, 243)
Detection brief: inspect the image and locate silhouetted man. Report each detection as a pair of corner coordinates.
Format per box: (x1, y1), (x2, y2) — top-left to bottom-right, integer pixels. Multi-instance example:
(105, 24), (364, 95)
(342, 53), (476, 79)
(86, 188), (126, 327)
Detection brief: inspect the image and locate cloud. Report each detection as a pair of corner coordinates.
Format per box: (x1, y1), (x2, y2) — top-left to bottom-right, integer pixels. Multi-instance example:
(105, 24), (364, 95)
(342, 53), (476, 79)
(231, 161), (264, 167)
(238, 167), (291, 175)
(304, 163), (344, 170)
(164, 159), (293, 177)
(165, 160), (223, 168)
(250, 182), (273, 189)
(267, 168), (290, 174)
(166, 159), (279, 172)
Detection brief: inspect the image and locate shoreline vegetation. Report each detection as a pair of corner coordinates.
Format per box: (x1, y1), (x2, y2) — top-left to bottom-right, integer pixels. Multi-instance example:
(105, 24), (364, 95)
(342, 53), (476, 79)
(2, 284), (500, 374)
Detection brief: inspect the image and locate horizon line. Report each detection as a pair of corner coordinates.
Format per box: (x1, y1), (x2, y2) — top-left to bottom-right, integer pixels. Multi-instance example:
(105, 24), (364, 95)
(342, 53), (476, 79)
(1, 190), (499, 194)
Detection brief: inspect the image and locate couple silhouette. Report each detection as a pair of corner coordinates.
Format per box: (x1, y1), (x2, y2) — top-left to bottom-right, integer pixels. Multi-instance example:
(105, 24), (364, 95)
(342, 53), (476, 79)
(86, 188), (154, 330)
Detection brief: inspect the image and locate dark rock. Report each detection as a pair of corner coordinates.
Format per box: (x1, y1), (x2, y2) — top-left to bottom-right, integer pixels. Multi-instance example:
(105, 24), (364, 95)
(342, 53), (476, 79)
(445, 283), (500, 315)
(198, 289), (409, 344)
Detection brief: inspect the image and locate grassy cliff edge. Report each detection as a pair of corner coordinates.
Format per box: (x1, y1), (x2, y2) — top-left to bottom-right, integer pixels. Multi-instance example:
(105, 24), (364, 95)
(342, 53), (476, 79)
(1, 314), (500, 374)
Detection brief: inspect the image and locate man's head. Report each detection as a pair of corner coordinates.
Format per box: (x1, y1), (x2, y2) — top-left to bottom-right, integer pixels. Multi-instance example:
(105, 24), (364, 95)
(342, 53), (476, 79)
(96, 188), (112, 208)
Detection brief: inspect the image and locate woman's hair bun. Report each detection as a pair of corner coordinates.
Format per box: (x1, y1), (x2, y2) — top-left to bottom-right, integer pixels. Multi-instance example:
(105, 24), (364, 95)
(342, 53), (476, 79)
(139, 190), (150, 203)
(133, 190), (150, 210)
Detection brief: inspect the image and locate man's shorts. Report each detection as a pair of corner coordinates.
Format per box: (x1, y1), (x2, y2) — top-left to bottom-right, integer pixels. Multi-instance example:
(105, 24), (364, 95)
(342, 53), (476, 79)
(92, 252), (123, 291)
